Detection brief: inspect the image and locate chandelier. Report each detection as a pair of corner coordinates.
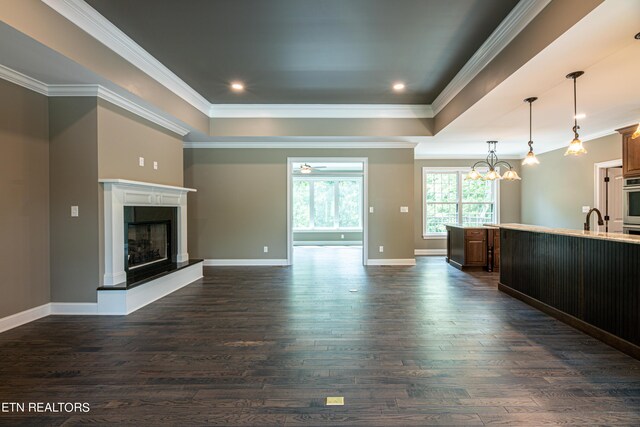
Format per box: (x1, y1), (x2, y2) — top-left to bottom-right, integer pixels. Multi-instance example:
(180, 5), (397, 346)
(465, 141), (521, 181)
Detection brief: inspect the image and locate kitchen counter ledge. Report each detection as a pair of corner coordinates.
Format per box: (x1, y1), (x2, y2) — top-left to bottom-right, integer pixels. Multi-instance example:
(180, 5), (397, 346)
(498, 223), (640, 245)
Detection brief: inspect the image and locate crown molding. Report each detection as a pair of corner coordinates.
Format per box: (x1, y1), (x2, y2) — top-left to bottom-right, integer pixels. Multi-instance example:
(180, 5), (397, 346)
(0, 64), (48, 95)
(431, 0), (551, 115)
(183, 140), (418, 149)
(41, 0), (211, 115)
(415, 154), (522, 160)
(0, 64), (189, 136)
(209, 104), (434, 119)
(49, 84), (190, 136)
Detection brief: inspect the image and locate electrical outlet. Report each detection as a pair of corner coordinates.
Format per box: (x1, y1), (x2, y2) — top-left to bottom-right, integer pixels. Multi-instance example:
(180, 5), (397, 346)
(369, 207), (374, 213)
(263, 246), (269, 253)
(138, 157), (145, 167)
(153, 161), (158, 170)
(400, 206), (409, 213)
(71, 206), (79, 217)
(341, 234), (345, 239)
(582, 206), (590, 213)
(379, 246), (384, 253)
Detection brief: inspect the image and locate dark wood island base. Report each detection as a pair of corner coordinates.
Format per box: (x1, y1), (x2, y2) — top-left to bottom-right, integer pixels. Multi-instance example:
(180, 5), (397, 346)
(499, 224), (640, 360)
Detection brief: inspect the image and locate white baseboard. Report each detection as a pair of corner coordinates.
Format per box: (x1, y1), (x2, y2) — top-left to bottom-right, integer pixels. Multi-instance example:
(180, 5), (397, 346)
(50, 303), (99, 315)
(415, 249), (447, 256)
(294, 241), (362, 246)
(204, 259), (288, 266)
(98, 261), (203, 315)
(0, 262), (205, 333)
(0, 303), (51, 333)
(367, 258), (416, 266)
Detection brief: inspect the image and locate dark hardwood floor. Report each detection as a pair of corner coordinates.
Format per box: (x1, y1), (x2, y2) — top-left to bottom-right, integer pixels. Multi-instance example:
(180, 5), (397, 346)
(2, 247), (640, 425)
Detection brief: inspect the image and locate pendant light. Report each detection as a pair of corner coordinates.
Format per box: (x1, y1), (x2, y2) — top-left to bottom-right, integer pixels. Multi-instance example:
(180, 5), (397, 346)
(522, 97), (540, 165)
(465, 141), (521, 181)
(565, 71), (587, 156)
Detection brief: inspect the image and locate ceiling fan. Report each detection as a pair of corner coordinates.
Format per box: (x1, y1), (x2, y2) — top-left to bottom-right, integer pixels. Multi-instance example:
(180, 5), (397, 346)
(299, 163), (326, 174)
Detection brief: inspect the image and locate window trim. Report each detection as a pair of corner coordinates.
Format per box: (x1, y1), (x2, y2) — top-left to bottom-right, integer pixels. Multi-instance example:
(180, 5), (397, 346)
(422, 167), (500, 239)
(293, 176), (364, 232)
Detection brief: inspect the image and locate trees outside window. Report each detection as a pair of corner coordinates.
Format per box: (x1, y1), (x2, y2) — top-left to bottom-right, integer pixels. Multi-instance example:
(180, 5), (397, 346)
(423, 168), (498, 236)
(293, 177), (363, 230)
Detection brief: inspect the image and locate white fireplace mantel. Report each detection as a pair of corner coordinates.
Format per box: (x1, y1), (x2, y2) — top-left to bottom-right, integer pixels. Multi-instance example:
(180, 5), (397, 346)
(100, 179), (196, 286)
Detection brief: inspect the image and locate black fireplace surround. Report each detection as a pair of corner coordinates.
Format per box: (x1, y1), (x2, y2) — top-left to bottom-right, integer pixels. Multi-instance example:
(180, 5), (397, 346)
(124, 206), (177, 284)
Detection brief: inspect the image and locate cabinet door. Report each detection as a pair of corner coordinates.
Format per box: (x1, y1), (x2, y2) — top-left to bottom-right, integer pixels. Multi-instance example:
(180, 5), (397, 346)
(624, 133), (640, 177)
(465, 239), (486, 265)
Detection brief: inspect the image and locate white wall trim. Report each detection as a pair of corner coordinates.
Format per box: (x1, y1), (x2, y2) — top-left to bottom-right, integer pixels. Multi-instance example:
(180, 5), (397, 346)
(41, 0), (210, 115)
(0, 304), (51, 333)
(294, 241), (362, 246)
(367, 259), (416, 266)
(183, 141), (417, 149)
(415, 249), (447, 256)
(0, 64), (49, 95)
(203, 259), (289, 266)
(50, 303), (99, 315)
(430, 0), (551, 114)
(210, 104), (433, 119)
(0, 64), (190, 136)
(97, 262), (203, 315)
(49, 84), (190, 136)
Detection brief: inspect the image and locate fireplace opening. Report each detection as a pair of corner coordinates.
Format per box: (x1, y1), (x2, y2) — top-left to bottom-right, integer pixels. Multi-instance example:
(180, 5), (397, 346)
(123, 206), (177, 283)
(127, 221), (170, 270)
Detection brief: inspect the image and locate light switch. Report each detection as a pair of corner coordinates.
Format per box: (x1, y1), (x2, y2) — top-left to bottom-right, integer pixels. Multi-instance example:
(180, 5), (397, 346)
(71, 206), (79, 217)
(582, 206), (590, 213)
(139, 157), (145, 167)
(400, 206), (409, 213)
(369, 207), (374, 213)
(153, 161), (158, 170)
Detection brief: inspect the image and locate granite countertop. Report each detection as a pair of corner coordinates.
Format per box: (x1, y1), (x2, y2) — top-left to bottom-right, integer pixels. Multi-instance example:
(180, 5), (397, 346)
(445, 224), (500, 229)
(498, 223), (640, 245)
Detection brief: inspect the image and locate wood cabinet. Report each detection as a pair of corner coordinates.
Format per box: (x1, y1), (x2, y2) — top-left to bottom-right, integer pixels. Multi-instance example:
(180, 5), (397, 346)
(445, 225), (499, 271)
(619, 124), (640, 177)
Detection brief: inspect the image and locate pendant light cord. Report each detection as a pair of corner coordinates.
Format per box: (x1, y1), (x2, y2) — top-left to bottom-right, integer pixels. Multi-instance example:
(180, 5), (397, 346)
(529, 100), (533, 151)
(573, 76), (579, 137)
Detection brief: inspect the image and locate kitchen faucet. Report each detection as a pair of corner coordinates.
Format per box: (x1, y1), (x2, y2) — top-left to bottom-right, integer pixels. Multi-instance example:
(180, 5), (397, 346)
(584, 208), (604, 231)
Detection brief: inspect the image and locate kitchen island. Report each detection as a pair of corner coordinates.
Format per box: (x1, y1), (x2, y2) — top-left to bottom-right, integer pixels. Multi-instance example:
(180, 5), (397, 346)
(445, 224), (500, 271)
(499, 223), (640, 359)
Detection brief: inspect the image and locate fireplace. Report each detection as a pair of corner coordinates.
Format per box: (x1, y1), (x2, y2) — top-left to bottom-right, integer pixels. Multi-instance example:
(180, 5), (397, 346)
(123, 206), (177, 281)
(100, 179), (195, 287)
(127, 221), (170, 270)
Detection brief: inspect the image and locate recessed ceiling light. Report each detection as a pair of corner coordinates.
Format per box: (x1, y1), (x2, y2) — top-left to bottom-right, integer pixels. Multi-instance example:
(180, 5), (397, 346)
(635, 32), (640, 40)
(230, 82), (244, 92)
(392, 82), (406, 91)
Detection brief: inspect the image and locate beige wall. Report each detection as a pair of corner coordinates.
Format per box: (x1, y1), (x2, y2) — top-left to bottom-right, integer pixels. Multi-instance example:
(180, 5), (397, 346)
(0, 80), (50, 318)
(209, 118), (433, 137)
(414, 159), (522, 251)
(294, 231), (363, 243)
(521, 133), (622, 229)
(49, 97), (100, 303)
(97, 100), (184, 186)
(48, 97), (188, 303)
(184, 148), (414, 261)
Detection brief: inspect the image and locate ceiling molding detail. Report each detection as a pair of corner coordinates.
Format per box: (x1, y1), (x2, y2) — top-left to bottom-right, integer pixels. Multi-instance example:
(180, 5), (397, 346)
(183, 141), (418, 149)
(415, 154), (522, 160)
(209, 104), (434, 119)
(0, 64), (189, 136)
(0, 64), (48, 95)
(430, 0), (551, 115)
(41, 0), (211, 115)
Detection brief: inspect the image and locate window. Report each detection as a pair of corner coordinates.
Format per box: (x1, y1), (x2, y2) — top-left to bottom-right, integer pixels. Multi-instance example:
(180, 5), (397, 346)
(422, 168), (499, 237)
(293, 177), (363, 231)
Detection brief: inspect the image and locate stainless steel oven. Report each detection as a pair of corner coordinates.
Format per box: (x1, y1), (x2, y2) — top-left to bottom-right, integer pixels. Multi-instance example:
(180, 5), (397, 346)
(623, 177), (640, 226)
(623, 224), (640, 235)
